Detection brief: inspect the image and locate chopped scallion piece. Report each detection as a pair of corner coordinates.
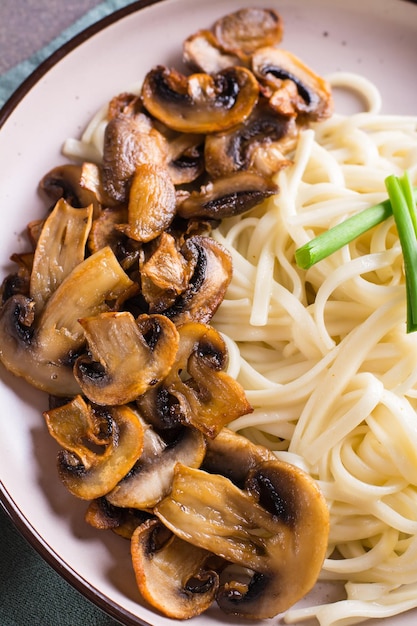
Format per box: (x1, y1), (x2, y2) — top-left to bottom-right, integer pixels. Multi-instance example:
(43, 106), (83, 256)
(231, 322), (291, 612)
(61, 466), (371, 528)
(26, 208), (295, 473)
(294, 187), (417, 270)
(385, 172), (417, 333)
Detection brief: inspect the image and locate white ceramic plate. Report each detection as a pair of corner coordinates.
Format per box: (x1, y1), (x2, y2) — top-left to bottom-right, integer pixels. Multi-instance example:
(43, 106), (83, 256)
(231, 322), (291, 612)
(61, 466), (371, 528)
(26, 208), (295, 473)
(1, 0), (417, 624)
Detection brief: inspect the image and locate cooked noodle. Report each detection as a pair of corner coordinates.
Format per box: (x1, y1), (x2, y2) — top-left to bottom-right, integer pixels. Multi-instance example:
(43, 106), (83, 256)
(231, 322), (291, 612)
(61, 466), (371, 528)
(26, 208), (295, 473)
(210, 72), (417, 625)
(63, 71), (417, 624)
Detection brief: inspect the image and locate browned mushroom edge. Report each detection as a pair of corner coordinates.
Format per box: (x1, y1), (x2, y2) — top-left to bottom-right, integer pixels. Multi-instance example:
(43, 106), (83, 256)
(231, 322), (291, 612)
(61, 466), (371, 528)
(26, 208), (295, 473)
(0, 6), (334, 622)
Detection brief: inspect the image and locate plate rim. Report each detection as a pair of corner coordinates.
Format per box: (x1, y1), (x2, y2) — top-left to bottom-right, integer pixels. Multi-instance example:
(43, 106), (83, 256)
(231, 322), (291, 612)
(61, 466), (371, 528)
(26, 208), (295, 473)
(0, 0), (417, 625)
(0, 0), (163, 131)
(0, 2), (165, 625)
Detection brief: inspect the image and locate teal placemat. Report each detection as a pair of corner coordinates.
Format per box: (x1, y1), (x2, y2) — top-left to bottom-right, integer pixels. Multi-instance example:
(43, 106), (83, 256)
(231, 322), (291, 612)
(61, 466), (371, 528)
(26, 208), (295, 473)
(0, 4), (140, 624)
(0, 506), (119, 626)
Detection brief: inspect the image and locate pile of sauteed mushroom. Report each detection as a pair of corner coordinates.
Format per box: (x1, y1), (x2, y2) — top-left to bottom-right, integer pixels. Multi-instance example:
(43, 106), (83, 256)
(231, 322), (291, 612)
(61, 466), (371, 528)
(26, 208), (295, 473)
(0, 7), (332, 620)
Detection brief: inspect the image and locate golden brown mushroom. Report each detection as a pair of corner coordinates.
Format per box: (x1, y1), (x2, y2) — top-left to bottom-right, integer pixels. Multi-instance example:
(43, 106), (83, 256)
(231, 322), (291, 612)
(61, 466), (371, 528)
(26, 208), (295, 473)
(141, 65), (259, 134)
(251, 47), (333, 121)
(139, 232), (194, 313)
(117, 163), (176, 243)
(176, 171), (278, 220)
(204, 104), (297, 180)
(148, 321), (252, 438)
(0, 246), (134, 396)
(146, 235), (233, 325)
(213, 8), (284, 59)
(40, 162), (117, 216)
(74, 311), (179, 406)
(44, 395), (144, 500)
(155, 461), (329, 619)
(131, 518), (219, 619)
(183, 29), (242, 74)
(107, 422), (206, 510)
(30, 198), (93, 313)
(102, 112), (167, 203)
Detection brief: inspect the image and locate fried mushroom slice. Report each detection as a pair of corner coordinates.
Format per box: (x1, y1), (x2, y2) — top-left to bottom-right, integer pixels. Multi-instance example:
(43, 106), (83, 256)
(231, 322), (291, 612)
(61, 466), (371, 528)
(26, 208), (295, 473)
(107, 423), (206, 510)
(141, 65), (259, 134)
(30, 198), (93, 313)
(131, 518), (219, 619)
(74, 311), (179, 406)
(158, 322), (252, 438)
(202, 427), (276, 488)
(140, 232), (194, 313)
(85, 497), (151, 539)
(213, 8), (284, 59)
(44, 395), (144, 500)
(251, 47), (333, 121)
(40, 162), (117, 216)
(87, 206), (142, 271)
(158, 235), (232, 325)
(204, 105), (297, 179)
(0, 246), (134, 396)
(148, 235), (232, 325)
(102, 112), (167, 203)
(155, 461), (329, 619)
(183, 30), (242, 74)
(165, 133), (205, 185)
(117, 163), (176, 243)
(176, 171), (278, 220)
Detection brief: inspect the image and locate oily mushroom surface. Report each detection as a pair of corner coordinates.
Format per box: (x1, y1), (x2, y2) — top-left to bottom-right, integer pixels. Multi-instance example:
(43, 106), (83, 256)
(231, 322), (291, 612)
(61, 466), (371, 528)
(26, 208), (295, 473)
(155, 461), (329, 619)
(74, 311), (179, 406)
(152, 321), (253, 438)
(251, 47), (333, 121)
(204, 105), (297, 179)
(0, 245), (134, 396)
(0, 6), (336, 623)
(176, 171), (278, 220)
(107, 423), (206, 510)
(161, 235), (234, 326)
(213, 7), (284, 59)
(119, 162), (177, 243)
(141, 65), (259, 134)
(44, 396), (144, 500)
(131, 518), (219, 619)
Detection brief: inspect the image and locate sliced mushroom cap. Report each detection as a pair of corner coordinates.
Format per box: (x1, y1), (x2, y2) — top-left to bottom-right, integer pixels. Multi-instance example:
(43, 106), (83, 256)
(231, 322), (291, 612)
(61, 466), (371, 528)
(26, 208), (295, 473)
(0, 246), (134, 396)
(213, 8), (284, 59)
(0, 260), (30, 305)
(87, 206), (142, 271)
(74, 311), (179, 406)
(141, 65), (259, 134)
(183, 29), (242, 74)
(165, 133), (205, 185)
(163, 235), (233, 326)
(117, 162), (176, 243)
(107, 423), (206, 510)
(160, 322), (252, 438)
(155, 461), (329, 619)
(107, 91), (143, 120)
(85, 497), (151, 539)
(140, 232), (194, 313)
(204, 106), (297, 179)
(40, 162), (117, 216)
(251, 47), (333, 121)
(176, 171), (278, 220)
(44, 395), (144, 500)
(202, 427), (276, 488)
(30, 198), (93, 313)
(102, 112), (167, 203)
(217, 460), (330, 618)
(131, 518), (219, 619)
